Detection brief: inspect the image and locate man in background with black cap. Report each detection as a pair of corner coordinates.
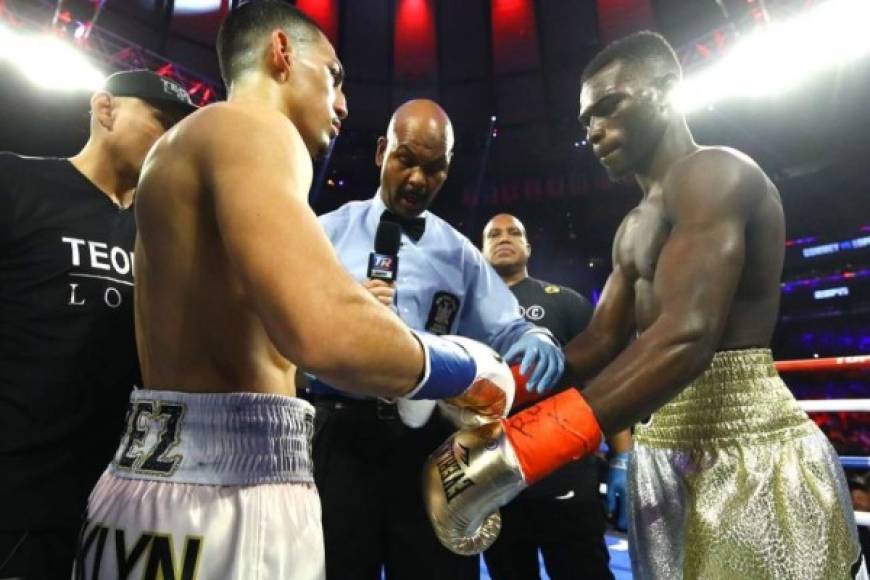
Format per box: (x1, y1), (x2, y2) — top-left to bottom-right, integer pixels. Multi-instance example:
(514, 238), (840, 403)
(0, 69), (195, 578)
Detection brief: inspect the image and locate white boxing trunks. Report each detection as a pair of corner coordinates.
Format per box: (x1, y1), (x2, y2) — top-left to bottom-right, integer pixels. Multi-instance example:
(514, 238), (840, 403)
(72, 390), (323, 580)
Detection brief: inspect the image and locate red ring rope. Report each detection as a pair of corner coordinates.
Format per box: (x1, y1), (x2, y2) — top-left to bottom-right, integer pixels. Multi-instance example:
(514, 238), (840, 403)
(774, 355), (870, 373)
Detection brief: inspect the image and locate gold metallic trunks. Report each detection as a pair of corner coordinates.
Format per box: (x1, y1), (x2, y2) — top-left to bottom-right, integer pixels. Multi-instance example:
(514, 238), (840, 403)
(629, 349), (866, 580)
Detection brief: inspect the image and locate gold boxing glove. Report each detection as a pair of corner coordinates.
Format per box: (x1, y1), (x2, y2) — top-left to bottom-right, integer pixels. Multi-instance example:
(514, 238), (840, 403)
(421, 422), (525, 555)
(423, 389), (604, 555)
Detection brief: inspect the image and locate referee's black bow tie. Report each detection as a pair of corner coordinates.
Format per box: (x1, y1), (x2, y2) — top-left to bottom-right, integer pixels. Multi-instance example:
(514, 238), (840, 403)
(380, 210), (426, 242)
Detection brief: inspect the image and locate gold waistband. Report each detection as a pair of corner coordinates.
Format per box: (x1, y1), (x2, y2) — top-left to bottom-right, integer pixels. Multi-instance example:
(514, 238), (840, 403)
(634, 349), (816, 448)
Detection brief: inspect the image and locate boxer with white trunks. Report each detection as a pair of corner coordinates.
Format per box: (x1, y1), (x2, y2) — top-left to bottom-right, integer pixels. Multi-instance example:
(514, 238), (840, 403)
(72, 3), (513, 579)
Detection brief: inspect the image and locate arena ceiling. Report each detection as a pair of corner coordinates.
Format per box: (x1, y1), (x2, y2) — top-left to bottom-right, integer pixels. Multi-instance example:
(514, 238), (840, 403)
(6, 0), (824, 172)
(1, 0), (868, 277)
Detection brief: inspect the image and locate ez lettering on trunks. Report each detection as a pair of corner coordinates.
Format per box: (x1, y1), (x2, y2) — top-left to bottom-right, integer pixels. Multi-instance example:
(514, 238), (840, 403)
(75, 519), (203, 580)
(62, 236), (134, 308)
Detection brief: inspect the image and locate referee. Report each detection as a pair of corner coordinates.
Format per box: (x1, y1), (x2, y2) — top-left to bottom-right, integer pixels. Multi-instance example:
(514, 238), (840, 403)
(0, 70), (195, 578)
(306, 100), (563, 580)
(481, 213), (628, 580)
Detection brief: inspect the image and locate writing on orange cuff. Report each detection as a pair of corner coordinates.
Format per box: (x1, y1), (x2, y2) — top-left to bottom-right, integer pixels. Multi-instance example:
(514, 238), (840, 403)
(503, 388), (603, 484)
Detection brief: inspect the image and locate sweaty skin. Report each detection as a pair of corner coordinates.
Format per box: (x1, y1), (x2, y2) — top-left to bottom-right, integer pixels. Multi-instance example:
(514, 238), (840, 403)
(134, 29), (426, 398)
(565, 60), (785, 434)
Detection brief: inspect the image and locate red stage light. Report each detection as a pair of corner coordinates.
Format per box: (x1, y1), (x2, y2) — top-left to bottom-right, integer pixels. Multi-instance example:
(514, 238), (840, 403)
(296, 0), (339, 45)
(490, 0), (539, 73)
(394, 0), (436, 82)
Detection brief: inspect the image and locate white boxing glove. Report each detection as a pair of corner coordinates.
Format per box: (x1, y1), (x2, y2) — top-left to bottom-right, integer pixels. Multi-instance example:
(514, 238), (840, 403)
(404, 333), (514, 428)
(433, 336), (514, 428)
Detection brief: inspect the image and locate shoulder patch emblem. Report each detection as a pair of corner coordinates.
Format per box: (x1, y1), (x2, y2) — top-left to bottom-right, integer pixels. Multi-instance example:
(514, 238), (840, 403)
(544, 285), (561, 294)
(425, 292), (461, 335)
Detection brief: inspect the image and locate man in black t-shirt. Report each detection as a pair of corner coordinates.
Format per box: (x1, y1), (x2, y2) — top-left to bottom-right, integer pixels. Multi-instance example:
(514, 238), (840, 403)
(481, 213), (628, 580)
(0, 70), (195, 579)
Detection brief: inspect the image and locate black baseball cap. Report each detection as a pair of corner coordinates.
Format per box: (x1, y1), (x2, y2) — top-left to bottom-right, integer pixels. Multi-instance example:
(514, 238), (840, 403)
(103, 69), (198, 113)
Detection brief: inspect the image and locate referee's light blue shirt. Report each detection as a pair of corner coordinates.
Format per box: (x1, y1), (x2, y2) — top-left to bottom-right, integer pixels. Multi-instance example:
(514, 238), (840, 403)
(313, 193), (539, 396)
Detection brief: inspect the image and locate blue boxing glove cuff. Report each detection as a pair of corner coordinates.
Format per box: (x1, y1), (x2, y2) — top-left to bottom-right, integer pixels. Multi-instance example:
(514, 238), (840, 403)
(405, 331), (477, 400)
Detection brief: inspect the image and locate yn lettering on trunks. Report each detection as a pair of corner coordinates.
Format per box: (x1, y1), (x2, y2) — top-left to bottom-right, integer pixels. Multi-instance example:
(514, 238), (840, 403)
(75, 519), (203, 580)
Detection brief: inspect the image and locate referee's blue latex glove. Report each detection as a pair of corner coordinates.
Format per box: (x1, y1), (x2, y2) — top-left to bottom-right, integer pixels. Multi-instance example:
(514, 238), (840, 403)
(502, 331), (564, 394)
(607, 451), (631, 532)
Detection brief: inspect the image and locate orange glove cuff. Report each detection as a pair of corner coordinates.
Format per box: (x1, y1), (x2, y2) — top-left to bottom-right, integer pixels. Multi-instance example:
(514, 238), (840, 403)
(503, 388), (603, 484)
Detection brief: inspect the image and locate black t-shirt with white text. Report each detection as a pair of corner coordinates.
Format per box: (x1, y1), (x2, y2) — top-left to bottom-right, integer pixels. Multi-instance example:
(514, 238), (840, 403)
(0, 153), (139, 530)
(509, 276), (592, 347)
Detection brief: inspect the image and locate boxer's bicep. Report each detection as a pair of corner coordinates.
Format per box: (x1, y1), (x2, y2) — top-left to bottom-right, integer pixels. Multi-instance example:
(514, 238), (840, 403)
(584, 266), (635, 345)
(205, 115), (362, 355)
(579, 223), (747, 433)
(651, 152), (760, 347)
(651, 214), (746, 347)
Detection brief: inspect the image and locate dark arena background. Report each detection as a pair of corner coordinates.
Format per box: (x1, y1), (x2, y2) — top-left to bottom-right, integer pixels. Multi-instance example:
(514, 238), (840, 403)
(1, 1), (868, 577)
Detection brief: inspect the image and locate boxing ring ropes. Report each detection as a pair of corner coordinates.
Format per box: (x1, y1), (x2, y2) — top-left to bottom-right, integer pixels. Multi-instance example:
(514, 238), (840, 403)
(775, 355), (870, 528)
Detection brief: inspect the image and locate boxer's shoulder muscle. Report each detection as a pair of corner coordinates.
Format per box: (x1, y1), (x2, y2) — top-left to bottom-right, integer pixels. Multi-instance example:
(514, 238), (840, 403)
(176, 103), (312, 196)
(663, 146), (769, 222)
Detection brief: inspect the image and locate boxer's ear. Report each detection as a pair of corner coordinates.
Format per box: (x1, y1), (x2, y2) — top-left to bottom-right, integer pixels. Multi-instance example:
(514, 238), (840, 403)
(653, 72), (679, 111)
(268, 29), (294, 82)
(91, 91), (115, 131)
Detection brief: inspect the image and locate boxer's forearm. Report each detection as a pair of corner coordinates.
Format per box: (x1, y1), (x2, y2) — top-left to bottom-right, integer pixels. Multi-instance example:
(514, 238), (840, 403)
(295, 288), (424, 399)
(562, 327), (626, 384)
(581, 316), (717, 435)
